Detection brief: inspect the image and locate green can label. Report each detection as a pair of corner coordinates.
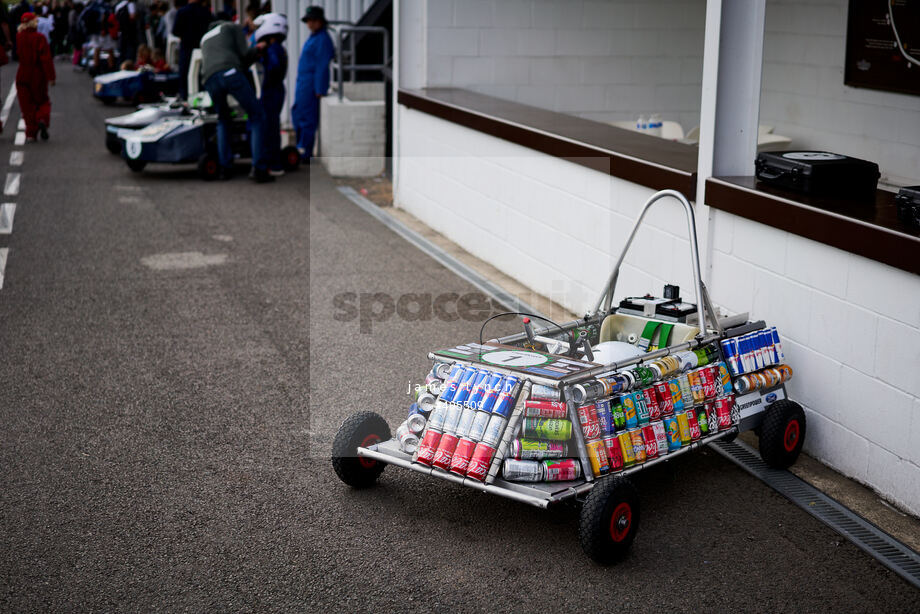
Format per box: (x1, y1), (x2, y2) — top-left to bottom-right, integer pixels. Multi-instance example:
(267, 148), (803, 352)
(523, 418), (573, 441)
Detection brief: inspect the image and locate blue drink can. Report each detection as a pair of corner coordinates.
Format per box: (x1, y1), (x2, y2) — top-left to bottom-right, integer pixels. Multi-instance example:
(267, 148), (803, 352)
(621, 393), (638, 429)
(594, 398), (613, 436)
(633, 391), (650, 426)
(451, 367), (481, 406)
(663, 415), (681, 451)
(491, 375), (521, 418)
(477, 374), (504, 412)
(438, 364), (467, 403)
(465, 369), (492, 408)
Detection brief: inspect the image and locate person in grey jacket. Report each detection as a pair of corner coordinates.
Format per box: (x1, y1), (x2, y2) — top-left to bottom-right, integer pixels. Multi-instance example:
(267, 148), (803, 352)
(200, 19), (270, 182)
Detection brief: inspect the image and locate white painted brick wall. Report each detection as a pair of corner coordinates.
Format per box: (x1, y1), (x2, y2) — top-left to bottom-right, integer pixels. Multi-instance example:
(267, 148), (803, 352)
(396, 106), (920, 515)
(422, 0), (706, 131)
(760, 0), (920, 185)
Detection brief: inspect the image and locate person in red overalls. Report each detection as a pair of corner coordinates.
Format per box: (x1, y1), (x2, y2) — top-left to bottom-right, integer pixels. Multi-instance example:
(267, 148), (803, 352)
(16, 12), (55, 142)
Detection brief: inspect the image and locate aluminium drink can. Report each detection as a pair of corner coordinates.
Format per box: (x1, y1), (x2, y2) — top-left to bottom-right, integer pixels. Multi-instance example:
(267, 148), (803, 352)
(594, 398), (614, 436)
(492, 376), (521, 418)
(669, 378), (685, 413)
(442, 402), (465, 435)
(697, 405), (710, 436)
(577, 404), (602, 441)
(416, 391), (438, 413)
(427, 402), (450, 432)
(424, 375), (444, 396)
(676, 411), (691, 445)
(677, 373), (693, 405)
(466, 442), (496, 481)
(618, 431), (636, 467)
(530, 383), (561, 401)
(477, 374), (505, 412)
(431, 361), (454, 380)
(522, 418), (573, 441)
(686, 408), (702, 440)
(523, 400), (568, 419)
(706, 401), (718, 434)
(629, 428), (647, 463)
(643, 387), (661, 421)
(621, 393), (639, 429)
(715, 396), (735, 430)
(454, 406), (479, 439)
(603, 435), (624, 471)
(651, 420), (668, 456)
(448, 438), (477, 475)
(511, 438), (568, 460)
(437, 364), (467, 402)
(654, 382), (673, 416)
(688, 370), (705, 405)
(465, 370), (493, 409)
(415, 429), (442, 465)
(502, 459), (545, 482)
(640, 424), (659, 458)
(482, 414), (509, 447)
(663, 415), (681, 452)
(432, 433), (460, 471)
(610, 396), (626, 431)
(633, 391), (650, 426)
(701, 365), (719, 400)
(467, 409), (492, 442)
(717, 362), (733, 395)
(406, 412), (427, 434)
(543, 459), (582, 481)
(397, 429), (419, 455)
(451, 367), (481, 407)
(586, 439), (611, 476)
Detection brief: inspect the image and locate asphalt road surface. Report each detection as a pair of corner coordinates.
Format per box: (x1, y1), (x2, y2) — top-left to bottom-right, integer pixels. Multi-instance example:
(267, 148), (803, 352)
(0, 65), (917, 612)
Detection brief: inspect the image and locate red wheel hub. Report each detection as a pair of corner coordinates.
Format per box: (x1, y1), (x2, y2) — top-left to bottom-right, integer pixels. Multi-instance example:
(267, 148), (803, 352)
(609, 502), (632, 543)
(288, 151), (299, 167)
(358, 433), (381, 469)
(206, 160), (217, 175)
(783, 419), (800, 452)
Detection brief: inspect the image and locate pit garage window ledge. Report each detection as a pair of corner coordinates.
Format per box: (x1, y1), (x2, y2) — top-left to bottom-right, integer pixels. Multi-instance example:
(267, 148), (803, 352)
(706, 177), (920, 276)
(398, 88), (698, 199)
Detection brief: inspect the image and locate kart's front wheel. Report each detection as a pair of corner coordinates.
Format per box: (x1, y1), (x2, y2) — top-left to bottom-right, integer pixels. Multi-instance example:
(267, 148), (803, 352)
(281, 146), (301, 171)
(125, 159), (147, 173)
(332, 412), (390, 488)
(197, 153), (220, 181)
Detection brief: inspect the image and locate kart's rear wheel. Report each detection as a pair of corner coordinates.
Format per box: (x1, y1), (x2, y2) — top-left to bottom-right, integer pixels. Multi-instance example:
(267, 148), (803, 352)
(197, 153), (220, 181)
(281, 146), (301, 171)
(125, 159), (147, 173)
(105, 132), (121, 155)
(332, 411), (390, 488)
(579, 475), (640, 565)
(759, 400), (806, 469)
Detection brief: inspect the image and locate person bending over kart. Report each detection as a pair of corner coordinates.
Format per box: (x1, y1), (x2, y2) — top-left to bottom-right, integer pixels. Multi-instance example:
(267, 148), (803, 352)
(16, 11), (55, 142)
(200, 18), (271, 183)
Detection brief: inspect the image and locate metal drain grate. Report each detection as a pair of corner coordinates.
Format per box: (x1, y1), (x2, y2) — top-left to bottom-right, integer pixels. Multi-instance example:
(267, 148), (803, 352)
(711, 439), (920, 589)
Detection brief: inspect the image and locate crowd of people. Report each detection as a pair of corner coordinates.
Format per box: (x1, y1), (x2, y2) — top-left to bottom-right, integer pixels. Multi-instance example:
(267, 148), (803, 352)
(0, 1), (337, 182)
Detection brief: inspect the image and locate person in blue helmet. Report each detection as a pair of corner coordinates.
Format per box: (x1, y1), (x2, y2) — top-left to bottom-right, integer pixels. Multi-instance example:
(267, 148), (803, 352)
(292, 5), (334, 163)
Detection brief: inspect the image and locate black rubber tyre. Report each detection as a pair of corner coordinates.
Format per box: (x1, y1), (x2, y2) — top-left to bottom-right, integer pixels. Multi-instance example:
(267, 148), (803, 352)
(579, 475), (640, 564)
(105, 132), (121, 155)
(759, 400), (806, 469)
(98, 96), (117, 105)
(281, 146), (301, 171)
(125, 159), (147, 173)
(332, 411), (390, 488)
(197, 153), (220, 181)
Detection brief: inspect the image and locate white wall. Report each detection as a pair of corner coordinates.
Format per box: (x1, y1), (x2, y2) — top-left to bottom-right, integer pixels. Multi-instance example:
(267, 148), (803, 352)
(422, 0), (706, 131)
(760, 0), (920, 185)
(709, 209), (920, 515)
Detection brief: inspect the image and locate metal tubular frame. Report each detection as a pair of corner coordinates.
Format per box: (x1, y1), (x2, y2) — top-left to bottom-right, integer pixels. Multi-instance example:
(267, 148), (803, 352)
(332, 25), (390, 101)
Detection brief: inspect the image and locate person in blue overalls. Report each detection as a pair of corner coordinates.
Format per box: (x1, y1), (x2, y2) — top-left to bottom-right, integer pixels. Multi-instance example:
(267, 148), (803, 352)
(292, 5), (334, 163)
(253, 12), (287, 175)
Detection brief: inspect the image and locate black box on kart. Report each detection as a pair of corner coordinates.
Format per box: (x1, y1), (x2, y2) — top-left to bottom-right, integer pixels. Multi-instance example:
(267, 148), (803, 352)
(755, 151), (879, 201)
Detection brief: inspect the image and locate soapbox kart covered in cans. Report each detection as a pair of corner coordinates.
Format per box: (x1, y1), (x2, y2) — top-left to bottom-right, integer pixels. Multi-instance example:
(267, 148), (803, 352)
(331, 190), (806, 564)
(93, 69), (181, 105)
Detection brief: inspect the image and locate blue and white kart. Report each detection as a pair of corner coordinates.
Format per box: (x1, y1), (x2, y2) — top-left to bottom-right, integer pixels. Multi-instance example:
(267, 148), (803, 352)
(93, 69), (181, 104)
(104, 100), (189, 154)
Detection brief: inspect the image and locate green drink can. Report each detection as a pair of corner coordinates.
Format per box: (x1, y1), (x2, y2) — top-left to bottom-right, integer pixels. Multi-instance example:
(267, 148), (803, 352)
(522, 418), (573, 441)
(609, 396), (626, 430)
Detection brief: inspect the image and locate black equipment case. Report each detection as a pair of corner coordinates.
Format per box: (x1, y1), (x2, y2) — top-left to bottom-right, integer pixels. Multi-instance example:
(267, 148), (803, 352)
(755, 151), (880, 200)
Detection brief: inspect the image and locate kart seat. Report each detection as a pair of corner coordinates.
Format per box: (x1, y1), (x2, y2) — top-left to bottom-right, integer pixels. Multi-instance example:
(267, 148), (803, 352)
(599, 313), (699, 349)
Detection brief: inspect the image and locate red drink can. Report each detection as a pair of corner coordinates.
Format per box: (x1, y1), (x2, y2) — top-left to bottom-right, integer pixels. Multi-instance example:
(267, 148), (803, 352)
(415, 429), (442, 466)
(701, 365), (719, 400)
(432, 433), (459, 471)
(714, 396), (735, 430)
(466, 442), (496, 481)
(643, 387), (661, 421)
(651, 420), (668, 456)
(686, 408), (701, 440)
(603, 435), (624, 471)
(654, 382), (673, 416)
(524, 400), (567, 418)
(577, 404), (602, 441)
(448, 438), (476, 475)
(641, 424), (659, 458)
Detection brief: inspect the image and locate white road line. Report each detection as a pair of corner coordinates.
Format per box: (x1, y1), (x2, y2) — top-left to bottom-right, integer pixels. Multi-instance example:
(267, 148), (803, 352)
(16, 119), (25, 131)
(14, 132), (25, 146)
(9, 151), (23, 166)
(0, 203), (16, 234)
(4, 173), (20, 196)
(0, 83), (16, 127)
(0, 247), (7, 289)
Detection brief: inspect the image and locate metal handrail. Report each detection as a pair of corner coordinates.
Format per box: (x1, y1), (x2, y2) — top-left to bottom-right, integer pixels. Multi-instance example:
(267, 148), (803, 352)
(592, 189), (708, 333)
(331, 25), (390, 101)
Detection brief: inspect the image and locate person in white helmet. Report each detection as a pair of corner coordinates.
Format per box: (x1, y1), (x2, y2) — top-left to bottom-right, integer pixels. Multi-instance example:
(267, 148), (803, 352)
(253, 12), (287, 175)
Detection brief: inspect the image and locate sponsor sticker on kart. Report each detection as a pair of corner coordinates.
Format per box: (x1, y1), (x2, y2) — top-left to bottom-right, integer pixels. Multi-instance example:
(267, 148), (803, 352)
(735, 386), (786, 420)
(125, 139), (143, 159)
